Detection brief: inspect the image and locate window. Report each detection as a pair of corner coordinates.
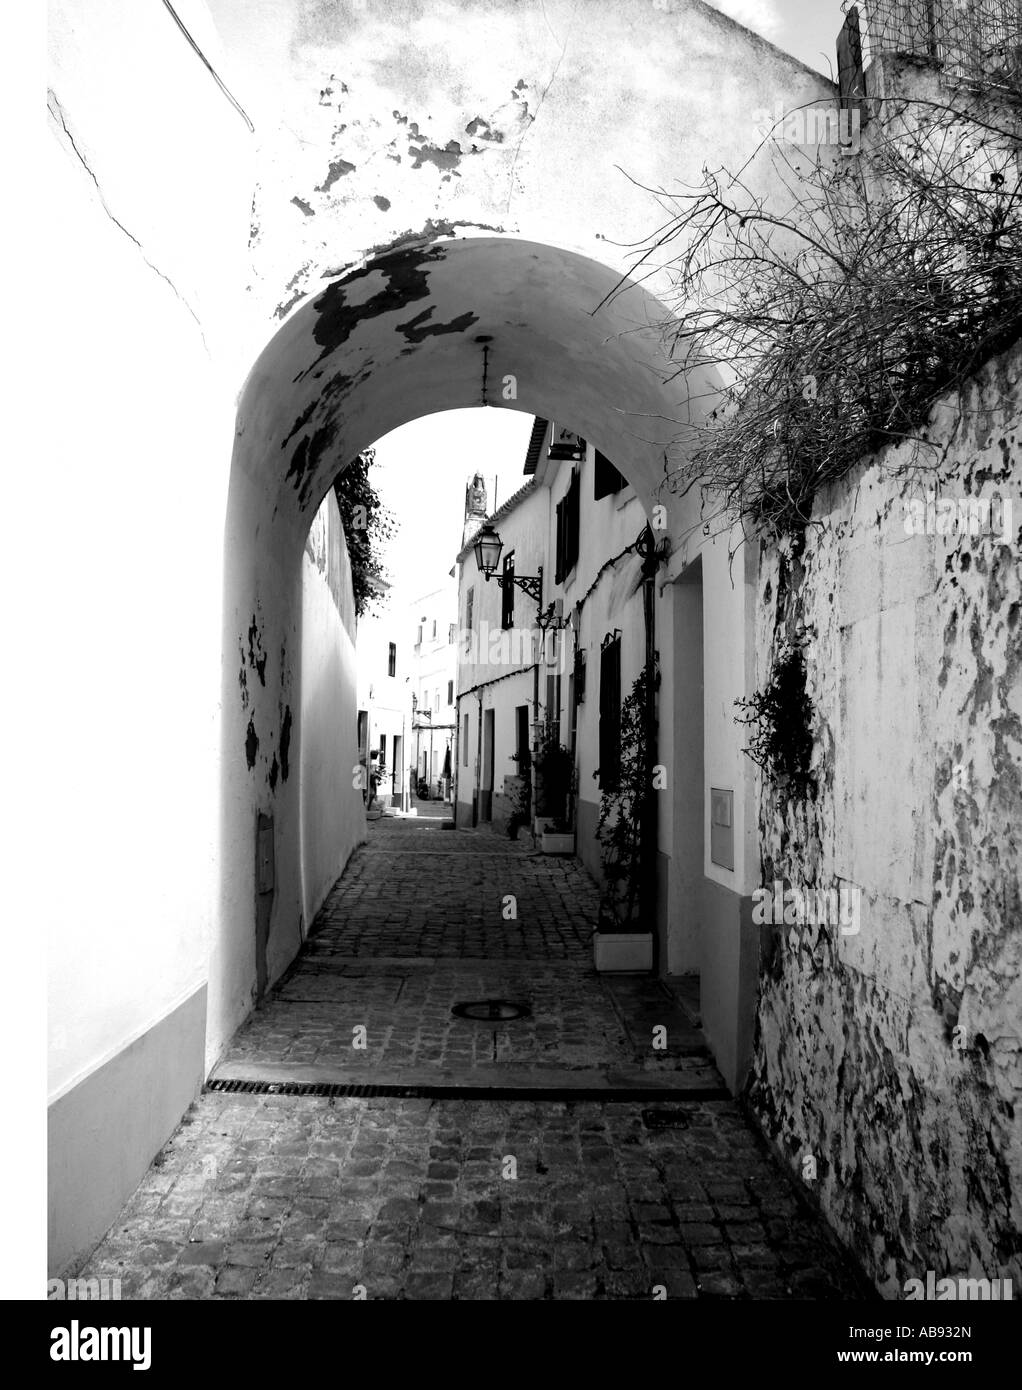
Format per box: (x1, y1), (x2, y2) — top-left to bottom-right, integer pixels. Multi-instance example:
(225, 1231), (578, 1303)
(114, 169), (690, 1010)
(449, 622), (457, 645)
(501, 551), (515, 630)
(357, 709), (368, 759)
(466, 587), (474, 631)
(388, 642), (397, 677)
(554, 468), (580, 583)
(432, 619), (437, 639)
(598, 632), (622, 790)
(416, 624), (423, 645)
(594, 449), (627, 500)
(462, 713), (470, 765)
(447, 679), (454, 705)
(379, 734), (387, 763)
(435, 690), (440, 713)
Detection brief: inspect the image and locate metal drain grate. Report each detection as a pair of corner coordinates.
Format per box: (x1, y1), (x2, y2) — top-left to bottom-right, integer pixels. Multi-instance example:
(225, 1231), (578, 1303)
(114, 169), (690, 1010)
(207, 1079), (421, 1098)
(451, 999), (532, 1021)
(207, 1077), (729, 1102)
(642, 1108), (691, 1129)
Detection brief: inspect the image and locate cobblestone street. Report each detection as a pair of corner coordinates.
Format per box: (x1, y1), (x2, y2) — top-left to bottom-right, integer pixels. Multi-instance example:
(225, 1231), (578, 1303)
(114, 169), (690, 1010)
(85, 818), (869, 1300)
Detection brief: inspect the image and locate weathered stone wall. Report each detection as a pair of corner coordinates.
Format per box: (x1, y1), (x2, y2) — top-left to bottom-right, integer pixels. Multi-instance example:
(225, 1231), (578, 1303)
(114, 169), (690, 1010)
(746, 344), (1022, 1297)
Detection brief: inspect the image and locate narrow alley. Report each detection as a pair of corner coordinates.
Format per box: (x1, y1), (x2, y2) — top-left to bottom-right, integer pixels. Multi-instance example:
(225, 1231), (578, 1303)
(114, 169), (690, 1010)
(85, 819), (868, 1301)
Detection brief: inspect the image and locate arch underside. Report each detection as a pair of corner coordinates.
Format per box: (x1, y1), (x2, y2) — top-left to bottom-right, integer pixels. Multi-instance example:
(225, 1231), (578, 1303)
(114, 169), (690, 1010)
(236, 235), (723, 534)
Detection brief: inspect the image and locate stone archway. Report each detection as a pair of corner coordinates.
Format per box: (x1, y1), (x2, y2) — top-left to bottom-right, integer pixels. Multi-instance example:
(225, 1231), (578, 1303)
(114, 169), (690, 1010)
(212, 231), (721, 1064)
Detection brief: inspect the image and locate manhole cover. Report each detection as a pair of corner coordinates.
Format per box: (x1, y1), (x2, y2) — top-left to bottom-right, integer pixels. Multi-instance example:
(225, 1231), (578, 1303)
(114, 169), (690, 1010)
(451, 999), (531, 1022)
(642, 1109), (690, 1130)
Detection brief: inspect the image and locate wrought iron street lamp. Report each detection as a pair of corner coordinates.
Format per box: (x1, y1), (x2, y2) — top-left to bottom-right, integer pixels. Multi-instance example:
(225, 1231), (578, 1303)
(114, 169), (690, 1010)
(472, 523), (543, 604)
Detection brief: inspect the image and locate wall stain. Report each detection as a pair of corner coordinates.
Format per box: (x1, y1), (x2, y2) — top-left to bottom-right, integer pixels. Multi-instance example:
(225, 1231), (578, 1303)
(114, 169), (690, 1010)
(317, 157), (356, 193)
(408, 138), (462, 175)
(245, 717), (259, 770)
(465, 116), (505, 143)
(275, 261), (313, 320)
(397, 307), (478, 343)
(280, 706), (293, 782)
(268, 754), (279, 792)
(247, 617), (267, 686)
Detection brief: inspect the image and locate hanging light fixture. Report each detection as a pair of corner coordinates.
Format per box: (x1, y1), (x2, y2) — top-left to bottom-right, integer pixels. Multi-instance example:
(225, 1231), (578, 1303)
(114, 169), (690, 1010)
(473, 522), (504, 579)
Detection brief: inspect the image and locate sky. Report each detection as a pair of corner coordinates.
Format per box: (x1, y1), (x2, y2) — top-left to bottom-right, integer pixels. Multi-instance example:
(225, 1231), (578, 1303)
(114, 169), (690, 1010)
(369, 409), (536, 615)
(708, 0), (849, 78)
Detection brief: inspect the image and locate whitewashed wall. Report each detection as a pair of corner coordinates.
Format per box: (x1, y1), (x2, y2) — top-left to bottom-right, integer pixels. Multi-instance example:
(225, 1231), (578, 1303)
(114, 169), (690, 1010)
(747, 344), (1022, 1295)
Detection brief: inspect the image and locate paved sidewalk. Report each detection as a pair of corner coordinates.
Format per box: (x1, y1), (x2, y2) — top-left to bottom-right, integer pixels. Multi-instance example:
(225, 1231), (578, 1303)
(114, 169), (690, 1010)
(77, 818), (870, 1300)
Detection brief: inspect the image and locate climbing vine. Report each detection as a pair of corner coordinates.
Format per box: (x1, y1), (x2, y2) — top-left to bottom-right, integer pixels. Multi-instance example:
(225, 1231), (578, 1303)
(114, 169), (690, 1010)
(595, 661), (659, 930)
(332, 447), (397, 618)
(734, 642), (815, 797)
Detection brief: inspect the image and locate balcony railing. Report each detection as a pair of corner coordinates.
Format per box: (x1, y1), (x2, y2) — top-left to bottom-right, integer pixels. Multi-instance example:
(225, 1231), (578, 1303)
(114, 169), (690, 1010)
(845, 0), (1022, 93)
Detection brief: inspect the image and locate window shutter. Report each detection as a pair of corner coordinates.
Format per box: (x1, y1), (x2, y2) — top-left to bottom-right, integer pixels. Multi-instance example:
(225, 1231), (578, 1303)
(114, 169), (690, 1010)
(594, 450), (626, 500)
(565, 468), (580, 576)
(598, 634), (621, 790)
(501, 552), (515, 629)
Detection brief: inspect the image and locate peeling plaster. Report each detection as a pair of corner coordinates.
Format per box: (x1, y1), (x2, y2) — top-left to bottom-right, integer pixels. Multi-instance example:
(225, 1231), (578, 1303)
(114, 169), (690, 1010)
(746, 345), (1022, 1295)
(246, 616), (267, 686)
(316, 157), (356, 192)
(279, 706), (292, 782)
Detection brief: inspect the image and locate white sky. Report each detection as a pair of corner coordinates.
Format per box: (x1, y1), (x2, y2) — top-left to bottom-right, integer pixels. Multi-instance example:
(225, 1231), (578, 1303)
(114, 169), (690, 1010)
(709, 0), (849, 78)
(369, 408), (537, 614)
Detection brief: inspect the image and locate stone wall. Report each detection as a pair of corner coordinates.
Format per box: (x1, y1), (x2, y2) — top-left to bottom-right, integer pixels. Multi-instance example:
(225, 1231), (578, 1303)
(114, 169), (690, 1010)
(746, 344), (1022, 1297)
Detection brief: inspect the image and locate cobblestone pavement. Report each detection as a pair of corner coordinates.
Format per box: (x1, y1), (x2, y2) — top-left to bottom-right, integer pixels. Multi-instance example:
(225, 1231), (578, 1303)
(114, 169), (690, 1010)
(219, 818), (719, 1088)
(308, 817), (595, 959)
(80, 818), (870, 1299)
(87, 1094), (866, 1300)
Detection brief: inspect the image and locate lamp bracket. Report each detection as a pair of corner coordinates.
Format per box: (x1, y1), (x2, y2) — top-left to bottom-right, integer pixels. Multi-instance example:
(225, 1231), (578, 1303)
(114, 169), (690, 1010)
(491, 572), (542, 604)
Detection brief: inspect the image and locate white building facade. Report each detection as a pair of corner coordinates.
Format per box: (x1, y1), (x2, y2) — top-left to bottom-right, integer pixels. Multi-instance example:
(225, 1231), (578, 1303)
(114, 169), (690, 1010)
(455, 418), (707, 1001)
(410, 581), (459, 800)
(355, 589), (413, 809)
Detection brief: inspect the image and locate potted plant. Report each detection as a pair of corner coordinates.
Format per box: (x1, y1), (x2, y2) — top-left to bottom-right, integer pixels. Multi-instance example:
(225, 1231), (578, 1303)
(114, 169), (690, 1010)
(539, 813), (574, 855)
(533, 729), (575, 853)
(592, 663), (656, 971)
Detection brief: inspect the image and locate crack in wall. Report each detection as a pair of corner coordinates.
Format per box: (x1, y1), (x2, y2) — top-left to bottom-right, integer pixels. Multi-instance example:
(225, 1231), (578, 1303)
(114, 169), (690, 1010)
(48, 90), (208, 351)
